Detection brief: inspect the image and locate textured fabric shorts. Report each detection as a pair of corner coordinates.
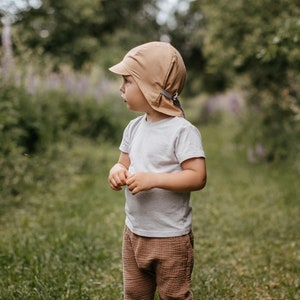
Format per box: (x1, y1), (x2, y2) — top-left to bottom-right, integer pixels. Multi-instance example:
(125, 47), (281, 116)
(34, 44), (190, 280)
(122, 226), (194, 300)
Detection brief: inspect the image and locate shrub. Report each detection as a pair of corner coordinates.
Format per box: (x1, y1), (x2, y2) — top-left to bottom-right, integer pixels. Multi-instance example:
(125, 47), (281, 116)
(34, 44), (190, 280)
(0, 84), (125, 199)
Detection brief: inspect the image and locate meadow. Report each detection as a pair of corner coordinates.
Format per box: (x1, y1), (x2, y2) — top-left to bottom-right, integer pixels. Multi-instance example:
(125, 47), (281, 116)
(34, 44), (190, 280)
(0, 113), (299, 299)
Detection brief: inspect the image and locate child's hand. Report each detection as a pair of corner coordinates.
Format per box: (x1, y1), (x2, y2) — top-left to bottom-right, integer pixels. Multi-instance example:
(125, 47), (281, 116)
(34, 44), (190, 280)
(108, 163), (129, 191)
(126, 172), (154, 195)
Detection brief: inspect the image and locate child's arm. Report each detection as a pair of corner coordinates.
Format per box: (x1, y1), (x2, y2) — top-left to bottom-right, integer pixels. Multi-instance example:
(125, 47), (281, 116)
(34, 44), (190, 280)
(126, 157), (206, 195)
(108, 152), (130, 191)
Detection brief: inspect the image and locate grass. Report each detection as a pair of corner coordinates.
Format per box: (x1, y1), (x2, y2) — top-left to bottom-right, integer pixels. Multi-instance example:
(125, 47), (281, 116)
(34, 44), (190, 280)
(0, 116), (299, 299)
(192, 117), (300, 299)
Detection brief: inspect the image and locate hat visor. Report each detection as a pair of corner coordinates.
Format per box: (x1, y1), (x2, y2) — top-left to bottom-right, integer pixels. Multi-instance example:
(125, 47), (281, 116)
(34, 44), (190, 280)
(109, 61), (130, 75)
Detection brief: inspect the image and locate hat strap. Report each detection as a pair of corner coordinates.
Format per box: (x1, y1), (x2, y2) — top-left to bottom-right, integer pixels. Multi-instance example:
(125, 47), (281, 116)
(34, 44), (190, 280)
(160, 89), (185, 117)
(160, 89), (174, 100)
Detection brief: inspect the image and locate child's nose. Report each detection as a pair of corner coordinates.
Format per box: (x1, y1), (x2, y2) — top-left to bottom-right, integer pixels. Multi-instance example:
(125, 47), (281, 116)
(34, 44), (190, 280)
(120, 82), (125, 93)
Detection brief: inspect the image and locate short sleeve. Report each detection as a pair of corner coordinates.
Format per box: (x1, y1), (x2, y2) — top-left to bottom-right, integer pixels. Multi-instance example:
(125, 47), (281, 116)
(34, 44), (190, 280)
(175, 124), (205, 163)
(119, 124), (130, 153)
(119, 115), (144, 154)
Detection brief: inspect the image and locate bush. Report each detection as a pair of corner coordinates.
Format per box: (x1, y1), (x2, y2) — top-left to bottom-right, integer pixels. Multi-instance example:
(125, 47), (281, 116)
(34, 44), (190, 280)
(0, 84), (124, 152)
(0, 83), (126, 199)
(236, 90), (300, 165)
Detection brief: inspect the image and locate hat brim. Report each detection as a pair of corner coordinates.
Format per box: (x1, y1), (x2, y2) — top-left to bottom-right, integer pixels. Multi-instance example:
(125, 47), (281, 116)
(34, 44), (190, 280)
(109, 61), (130, 75)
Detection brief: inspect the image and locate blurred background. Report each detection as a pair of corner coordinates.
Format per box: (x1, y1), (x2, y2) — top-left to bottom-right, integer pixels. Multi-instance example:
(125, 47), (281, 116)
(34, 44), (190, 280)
(1, 0), (299, 163)
(1, 1), (300, 299)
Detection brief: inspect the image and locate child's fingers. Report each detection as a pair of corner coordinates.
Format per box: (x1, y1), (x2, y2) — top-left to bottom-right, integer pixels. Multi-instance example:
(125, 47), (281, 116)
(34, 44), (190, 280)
(109, 177), (123, 191)
(108, 167), (130, 191)
(125, 169), (130, 179)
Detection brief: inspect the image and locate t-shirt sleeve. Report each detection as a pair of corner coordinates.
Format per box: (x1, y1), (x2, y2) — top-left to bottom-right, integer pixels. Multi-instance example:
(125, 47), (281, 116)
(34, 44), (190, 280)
(119, 124), (130, 153)
(175, 124), (205, 163)
(119, 116), (143, 154)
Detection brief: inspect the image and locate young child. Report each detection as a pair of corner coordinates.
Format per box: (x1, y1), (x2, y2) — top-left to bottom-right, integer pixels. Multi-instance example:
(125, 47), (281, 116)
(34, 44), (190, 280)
(108, 41), (206, 300)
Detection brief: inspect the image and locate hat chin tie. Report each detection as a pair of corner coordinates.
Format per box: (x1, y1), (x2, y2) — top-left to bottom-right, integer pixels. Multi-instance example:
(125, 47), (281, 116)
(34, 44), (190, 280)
(160, 89), (185, 118)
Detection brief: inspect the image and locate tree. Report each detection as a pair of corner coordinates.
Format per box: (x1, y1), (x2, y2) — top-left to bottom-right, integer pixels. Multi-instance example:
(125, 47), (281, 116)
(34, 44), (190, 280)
(1, 16), (14, 80)
(12, 0), (160, 70)
(0, 0), (42, 78)
(170, 0), (300, 161)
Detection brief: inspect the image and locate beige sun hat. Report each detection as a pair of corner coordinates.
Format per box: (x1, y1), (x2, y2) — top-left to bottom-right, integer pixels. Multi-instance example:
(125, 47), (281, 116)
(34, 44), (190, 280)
(109, 41), (186, 117)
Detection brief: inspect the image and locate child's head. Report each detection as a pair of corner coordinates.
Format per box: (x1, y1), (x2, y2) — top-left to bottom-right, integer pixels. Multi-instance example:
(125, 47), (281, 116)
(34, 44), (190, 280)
(109, 41), (186, 117)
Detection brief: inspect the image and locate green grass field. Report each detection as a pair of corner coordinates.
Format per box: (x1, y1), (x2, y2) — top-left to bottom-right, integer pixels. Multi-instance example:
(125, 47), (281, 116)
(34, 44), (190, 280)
(0, 117), (299, 299)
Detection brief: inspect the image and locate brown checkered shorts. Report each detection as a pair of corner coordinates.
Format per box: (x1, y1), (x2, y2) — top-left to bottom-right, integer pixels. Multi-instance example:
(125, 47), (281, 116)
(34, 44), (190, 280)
(122, 226), (194, 300)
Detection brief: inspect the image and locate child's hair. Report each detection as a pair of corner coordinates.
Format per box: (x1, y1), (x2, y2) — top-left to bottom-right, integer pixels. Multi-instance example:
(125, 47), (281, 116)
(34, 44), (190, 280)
(109, 41), (186, 117)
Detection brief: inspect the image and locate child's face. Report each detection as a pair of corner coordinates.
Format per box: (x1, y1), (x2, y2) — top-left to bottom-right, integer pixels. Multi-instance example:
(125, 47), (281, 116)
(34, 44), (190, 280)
(120, 76), (151, 113)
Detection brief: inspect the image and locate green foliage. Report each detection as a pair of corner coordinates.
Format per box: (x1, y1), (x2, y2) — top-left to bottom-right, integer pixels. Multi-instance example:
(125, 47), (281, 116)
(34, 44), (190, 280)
(165, 6), (207, 95)
(13, 0), (160, 70)
(2, 0), (299, 165)
(237, 91), (300, 163)
(0, 84), (126, 199)
(0, 85), (27, 154)
(172, 0), (300, 162)
(0, 85), (118, 153)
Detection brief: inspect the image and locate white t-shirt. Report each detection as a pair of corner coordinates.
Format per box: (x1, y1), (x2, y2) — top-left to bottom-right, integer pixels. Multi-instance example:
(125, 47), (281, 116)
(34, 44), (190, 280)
(119, 115), (205, 237)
